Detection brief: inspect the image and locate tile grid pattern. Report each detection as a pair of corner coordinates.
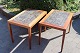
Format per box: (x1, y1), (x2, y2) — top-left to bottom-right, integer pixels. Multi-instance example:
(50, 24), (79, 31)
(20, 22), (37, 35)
(45, 11), (69, 26)
(13, 10), (42, 25)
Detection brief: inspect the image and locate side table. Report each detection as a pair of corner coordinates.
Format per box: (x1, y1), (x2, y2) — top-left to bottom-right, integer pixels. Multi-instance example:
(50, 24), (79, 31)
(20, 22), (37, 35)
(38, 9), (73, 52)
(8, 9), (47, 49)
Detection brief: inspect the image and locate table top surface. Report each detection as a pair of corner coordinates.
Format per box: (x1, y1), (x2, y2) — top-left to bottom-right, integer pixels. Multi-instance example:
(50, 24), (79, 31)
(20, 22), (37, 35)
(8, 10), (47, 28)
(39, 9), (73, 30)
(13, 10), (42, 25)
(45, 10), (69, 26)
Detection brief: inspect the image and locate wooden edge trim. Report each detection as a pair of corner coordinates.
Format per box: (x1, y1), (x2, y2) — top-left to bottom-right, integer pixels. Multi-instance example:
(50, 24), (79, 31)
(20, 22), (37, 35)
(8, 10), (27, 21)
(8, 20), (29, 28)
(52, 9), (73, 13)
(39, 22), (65, 31)
(29, 11), (47, 28)
(39, 9), (55, 23)
(63, 13), (74, 29)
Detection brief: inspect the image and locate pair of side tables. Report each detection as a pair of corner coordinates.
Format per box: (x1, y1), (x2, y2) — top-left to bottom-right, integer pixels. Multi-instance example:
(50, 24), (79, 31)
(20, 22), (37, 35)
(8, 9), (73, 52)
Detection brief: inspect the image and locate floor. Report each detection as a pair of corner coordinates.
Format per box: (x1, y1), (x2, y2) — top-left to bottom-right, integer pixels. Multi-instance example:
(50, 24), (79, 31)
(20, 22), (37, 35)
(0, 13), (80, 53)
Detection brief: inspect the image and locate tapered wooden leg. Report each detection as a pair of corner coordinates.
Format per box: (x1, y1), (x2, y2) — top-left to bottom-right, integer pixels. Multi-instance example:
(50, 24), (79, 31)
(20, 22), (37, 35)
(44, 26), (46, 31)
(8, 23), (14, 43)
(61, 30), (66, 52)
(68, 18), (72, 33)
(38, 24), (42, 45)
(28, 28), (32, 49)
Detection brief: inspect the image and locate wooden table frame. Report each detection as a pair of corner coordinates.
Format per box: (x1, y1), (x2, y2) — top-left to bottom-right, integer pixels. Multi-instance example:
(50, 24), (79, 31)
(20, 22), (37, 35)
(7, 10), (47, 49)
(38, 9), (73, 52)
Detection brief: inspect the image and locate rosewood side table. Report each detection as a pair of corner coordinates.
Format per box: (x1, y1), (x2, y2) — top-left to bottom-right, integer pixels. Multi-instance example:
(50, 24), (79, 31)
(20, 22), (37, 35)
(8, 10), (47, 49)
(38, 9), (73, 52)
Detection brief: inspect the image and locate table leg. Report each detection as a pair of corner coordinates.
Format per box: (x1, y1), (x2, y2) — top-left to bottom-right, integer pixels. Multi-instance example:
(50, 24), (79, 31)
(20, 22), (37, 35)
(68, 18), (72, 33)
(8, 23), (14, 43)
(38, 24), (42, 45)
(44, 26), (46, 31)
(61, 30), (66, 52)
(28, 28), (32, 49)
